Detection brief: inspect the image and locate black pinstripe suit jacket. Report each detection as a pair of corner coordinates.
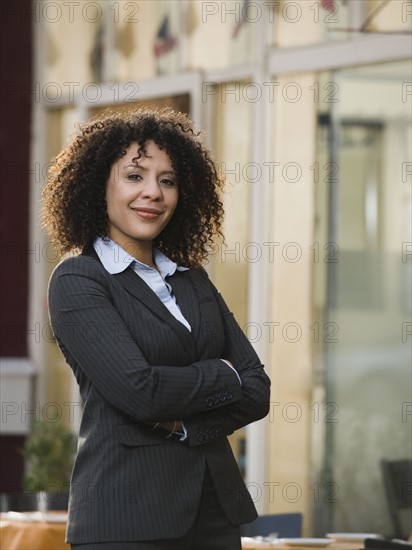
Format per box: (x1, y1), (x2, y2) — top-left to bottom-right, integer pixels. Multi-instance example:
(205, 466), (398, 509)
(48, 246), (271, 544)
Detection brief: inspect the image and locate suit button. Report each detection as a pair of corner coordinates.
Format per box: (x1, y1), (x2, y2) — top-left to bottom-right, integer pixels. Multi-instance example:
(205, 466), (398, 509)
(213, 396), (220, 405)
(219, 392), (226, 402)
(227, 392), (233, 400)
(203, 432), (210, 441)
(206, 397), (213, 408)
(197, 432), (204, 442)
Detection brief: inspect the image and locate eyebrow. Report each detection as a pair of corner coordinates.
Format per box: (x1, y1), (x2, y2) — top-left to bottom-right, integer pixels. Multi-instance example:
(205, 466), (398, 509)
(122, 163), (176, 176)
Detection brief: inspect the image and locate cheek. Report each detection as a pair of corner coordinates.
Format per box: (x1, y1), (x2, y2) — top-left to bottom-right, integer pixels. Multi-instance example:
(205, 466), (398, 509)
(170, 189), (179, 213)
(105, 184), (120, 220)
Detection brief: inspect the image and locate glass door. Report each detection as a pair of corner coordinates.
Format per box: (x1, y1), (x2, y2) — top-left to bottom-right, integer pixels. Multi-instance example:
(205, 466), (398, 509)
(313, 60), (412, 534)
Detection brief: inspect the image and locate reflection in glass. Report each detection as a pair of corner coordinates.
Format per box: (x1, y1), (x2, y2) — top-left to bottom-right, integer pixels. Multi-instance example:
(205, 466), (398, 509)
(313, 60), (412, 535)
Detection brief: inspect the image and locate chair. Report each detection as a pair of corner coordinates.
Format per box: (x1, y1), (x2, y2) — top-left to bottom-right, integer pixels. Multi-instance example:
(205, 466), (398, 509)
(240, 513), (303, 538)
(380, 458), (412, 538)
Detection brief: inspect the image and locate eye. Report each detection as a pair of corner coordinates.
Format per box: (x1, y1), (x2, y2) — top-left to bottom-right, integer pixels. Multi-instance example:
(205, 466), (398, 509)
(127, 173), (142, 181)
(160, 178), (177, 187)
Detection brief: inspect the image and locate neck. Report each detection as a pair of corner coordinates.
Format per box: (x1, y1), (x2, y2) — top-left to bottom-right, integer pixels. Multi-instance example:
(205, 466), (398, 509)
(110, 236), (155, 268)
(131, 247), (156, 269)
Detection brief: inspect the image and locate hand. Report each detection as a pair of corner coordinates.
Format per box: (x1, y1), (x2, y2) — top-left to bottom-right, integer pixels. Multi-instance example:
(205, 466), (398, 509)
(152, 421), (183, 434)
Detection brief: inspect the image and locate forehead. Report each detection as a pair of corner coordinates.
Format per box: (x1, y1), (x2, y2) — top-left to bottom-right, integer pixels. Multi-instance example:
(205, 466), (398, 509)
(118, 141), (172, 164)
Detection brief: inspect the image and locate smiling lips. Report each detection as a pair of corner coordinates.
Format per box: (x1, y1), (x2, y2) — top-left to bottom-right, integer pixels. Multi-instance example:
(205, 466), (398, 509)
(131, 207), (164, 220)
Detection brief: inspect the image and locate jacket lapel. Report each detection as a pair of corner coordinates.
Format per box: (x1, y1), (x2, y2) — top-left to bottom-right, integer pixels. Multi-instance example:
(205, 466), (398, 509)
(166, 270), (201, 343)
(82, 246), (197, 356)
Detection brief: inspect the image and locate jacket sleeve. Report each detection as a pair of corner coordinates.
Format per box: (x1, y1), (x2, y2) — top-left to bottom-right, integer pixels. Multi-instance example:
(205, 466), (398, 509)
(48, 258), (243, 424)
(183, 270), (271, 447)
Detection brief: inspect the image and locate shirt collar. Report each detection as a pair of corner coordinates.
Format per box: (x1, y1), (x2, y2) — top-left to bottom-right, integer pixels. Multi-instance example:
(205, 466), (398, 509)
(93, 237), (189, 275)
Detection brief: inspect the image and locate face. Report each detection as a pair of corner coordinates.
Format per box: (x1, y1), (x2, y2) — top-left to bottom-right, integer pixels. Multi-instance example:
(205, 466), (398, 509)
(105, 141), (178, 259)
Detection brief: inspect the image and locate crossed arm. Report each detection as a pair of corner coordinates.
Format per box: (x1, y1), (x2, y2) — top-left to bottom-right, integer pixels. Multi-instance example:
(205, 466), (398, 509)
(48, 259), (271, 446)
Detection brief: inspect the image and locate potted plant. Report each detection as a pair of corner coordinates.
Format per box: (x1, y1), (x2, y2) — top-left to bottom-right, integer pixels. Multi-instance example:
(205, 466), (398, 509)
(22, 420), (77, 511)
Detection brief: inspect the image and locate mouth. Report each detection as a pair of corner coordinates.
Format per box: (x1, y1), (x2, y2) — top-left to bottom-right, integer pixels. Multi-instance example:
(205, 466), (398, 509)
(131, 207), (164, 220)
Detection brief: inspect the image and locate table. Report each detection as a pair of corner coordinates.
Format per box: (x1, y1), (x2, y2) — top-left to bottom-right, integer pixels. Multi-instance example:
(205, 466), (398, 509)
(241, 542), (362, 550)
(0, 515), (364, 550)
(0, 513), (69, 550)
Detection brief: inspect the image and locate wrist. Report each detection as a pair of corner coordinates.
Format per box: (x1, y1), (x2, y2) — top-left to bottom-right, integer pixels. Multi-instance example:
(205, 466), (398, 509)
(166, 420), (178, 438)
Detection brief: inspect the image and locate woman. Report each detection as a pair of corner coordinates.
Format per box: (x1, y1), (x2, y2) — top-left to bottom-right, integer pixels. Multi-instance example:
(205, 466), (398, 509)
(42, 108), (271, 550)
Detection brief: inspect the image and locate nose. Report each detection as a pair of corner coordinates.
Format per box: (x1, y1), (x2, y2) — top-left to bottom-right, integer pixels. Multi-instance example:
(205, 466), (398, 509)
(141, 176), (162, 200)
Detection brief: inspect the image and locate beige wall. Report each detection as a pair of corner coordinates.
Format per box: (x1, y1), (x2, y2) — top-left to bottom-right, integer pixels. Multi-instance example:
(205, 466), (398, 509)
(267, 73), (316, 525)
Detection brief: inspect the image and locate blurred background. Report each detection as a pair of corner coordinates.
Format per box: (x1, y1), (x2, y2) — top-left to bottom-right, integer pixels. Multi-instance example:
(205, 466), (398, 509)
(1, 0), (411, 537)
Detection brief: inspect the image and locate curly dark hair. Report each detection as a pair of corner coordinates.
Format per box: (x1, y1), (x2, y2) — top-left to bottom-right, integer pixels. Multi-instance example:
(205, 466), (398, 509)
(41, 107), (225, 267)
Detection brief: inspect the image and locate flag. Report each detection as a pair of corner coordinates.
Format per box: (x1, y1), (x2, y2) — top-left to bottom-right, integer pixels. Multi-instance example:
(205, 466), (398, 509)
(232, 0), (249, 39)
(321, 0), (337, 13)
(153, 14), (177, 58)
(321, 0), (347, 13)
